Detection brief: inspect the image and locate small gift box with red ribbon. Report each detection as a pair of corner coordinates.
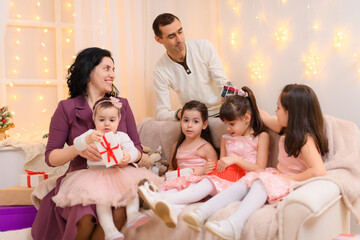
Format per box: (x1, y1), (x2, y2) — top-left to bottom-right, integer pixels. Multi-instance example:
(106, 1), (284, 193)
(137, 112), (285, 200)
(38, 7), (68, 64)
(165, 168), (194, 181)
(20, 170), (52, 188)
(94, 131), (124, 168)
(221, 81), (240, 98)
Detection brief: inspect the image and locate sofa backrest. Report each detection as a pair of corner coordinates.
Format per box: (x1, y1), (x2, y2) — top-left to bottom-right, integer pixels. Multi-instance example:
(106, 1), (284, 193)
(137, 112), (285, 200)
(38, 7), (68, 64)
(137, 117), (280, 168)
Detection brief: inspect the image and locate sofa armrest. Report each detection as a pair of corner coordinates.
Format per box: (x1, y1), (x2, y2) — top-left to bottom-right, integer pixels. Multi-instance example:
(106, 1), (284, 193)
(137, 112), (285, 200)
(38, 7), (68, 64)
(278, 179), (346, 240)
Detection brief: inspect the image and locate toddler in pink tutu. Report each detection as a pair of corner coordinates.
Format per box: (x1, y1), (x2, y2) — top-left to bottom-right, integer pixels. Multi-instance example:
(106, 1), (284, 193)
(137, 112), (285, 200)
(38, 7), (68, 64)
(139, 90), (270, 229)
(182, 84), (329, 240)
(52, 97), (162, 240)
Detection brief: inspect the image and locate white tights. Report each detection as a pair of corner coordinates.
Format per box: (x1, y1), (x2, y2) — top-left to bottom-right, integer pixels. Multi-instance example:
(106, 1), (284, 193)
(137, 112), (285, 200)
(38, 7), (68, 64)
(155, 178), (217, 204)
(200, 179), (268, 234)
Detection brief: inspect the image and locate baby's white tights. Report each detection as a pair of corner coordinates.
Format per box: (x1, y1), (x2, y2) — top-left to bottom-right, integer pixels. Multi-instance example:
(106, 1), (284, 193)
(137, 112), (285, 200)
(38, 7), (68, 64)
(96, 204), (122, 239)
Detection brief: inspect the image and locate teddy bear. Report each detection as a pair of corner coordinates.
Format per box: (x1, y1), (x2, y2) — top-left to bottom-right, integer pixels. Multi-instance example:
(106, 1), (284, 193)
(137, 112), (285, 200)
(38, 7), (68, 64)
(137, 145), (168, 176)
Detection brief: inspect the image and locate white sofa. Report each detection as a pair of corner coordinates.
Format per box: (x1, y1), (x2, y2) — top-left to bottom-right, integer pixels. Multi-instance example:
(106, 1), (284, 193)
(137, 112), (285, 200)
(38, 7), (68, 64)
(122, 116), (354, 240)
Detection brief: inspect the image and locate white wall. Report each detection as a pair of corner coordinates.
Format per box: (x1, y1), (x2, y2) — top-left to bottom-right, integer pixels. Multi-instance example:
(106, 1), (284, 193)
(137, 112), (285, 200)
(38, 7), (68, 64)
(145, 0), (360, 127)
(216, 0), (360, 127)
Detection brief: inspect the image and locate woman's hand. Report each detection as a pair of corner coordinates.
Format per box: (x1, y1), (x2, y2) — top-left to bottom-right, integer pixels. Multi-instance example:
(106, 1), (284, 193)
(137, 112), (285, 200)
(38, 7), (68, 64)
(79, 143), (102, 162)
(217, 156), (237, 172)
(203, 161), (216, 175)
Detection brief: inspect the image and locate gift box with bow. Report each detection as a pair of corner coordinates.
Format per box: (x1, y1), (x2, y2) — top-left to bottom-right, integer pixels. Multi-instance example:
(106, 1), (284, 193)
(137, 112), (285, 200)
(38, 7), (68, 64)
(165, 168), (194, 181)
(221, 81), (240, 98)
(94, 131), (124, 168)
(20, 170), (52, 188)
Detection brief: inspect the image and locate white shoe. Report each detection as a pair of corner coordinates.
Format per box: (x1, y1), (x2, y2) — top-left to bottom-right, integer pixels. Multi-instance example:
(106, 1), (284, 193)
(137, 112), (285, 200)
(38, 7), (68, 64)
(138, 185), (157, 211)
(182, 209), (206, 232)
(154, 200), (178, 228)
(204, 219), (240, 240)
(104, 227), (124, 240)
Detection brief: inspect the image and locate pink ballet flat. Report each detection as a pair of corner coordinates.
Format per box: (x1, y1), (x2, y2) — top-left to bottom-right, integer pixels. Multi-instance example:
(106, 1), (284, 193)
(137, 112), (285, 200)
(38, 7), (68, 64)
(126, 212), (150, 229)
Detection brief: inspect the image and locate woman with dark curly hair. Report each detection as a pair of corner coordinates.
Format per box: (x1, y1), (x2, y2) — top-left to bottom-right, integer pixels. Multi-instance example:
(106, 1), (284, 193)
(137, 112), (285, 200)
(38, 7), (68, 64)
(32, 47), (142, 240)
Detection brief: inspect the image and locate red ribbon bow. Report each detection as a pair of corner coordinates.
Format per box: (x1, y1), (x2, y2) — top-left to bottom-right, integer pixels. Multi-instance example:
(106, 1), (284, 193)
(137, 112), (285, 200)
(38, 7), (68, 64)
(25, 170), (48, 188)
(99, 135), (120, 164)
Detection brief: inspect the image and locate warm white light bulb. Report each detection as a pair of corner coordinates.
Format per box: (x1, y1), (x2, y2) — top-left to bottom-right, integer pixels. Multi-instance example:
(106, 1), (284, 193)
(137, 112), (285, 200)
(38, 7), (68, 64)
(44, 28), (48, 33)
(39, 96), (44, 101)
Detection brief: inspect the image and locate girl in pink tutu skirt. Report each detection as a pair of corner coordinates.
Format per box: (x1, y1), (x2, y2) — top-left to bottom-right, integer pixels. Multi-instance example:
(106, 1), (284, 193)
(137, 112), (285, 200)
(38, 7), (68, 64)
(182, 84), (329, 240)
(52, 97), (162, 240)
(139, 87), (270, 229)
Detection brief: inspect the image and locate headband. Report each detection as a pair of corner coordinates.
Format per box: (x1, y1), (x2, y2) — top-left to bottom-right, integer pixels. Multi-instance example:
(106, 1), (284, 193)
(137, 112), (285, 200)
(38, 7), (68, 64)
(93, 97), (122, 118)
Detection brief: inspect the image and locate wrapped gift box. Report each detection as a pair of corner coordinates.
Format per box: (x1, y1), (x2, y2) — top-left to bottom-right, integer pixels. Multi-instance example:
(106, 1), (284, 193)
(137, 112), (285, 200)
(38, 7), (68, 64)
(94, 132), (123, 168)
(20, 170), (52, 188)
(0, 185), (34, 206)
(165, 168), (194, 181)
(208, 162), (246, 182)
(0, 205), (37, 231)
(221, 82), (240, 98)
(332, 234), (360, 240)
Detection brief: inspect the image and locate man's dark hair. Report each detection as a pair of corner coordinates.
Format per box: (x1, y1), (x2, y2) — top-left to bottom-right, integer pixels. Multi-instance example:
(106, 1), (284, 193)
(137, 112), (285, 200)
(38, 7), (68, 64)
(152, 13), (180, 38)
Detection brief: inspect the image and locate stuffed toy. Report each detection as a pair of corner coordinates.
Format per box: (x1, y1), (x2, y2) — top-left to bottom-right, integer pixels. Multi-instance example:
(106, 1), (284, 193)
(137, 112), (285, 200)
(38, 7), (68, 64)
(152, 159), (169, 177)
(138, 145), (168, 176)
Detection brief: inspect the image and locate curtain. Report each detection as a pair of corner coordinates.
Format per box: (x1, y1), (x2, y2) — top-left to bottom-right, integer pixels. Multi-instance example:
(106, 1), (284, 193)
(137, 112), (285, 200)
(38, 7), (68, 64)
(73, 0), (218, 122)
(0, 0), (11, 105)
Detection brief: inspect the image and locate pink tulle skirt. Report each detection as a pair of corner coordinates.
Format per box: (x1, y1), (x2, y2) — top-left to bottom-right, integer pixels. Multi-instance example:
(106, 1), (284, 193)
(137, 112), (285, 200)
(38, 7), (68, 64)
(241, 168), (296, 203)
(163, 175), (234, 194)
(52, 166), (164, 208)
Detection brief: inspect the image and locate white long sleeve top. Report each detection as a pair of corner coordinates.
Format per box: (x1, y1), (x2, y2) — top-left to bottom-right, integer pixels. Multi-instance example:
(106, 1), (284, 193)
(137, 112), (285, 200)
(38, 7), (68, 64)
(74, 129), (138, 164)
(154, 39), (229, 121)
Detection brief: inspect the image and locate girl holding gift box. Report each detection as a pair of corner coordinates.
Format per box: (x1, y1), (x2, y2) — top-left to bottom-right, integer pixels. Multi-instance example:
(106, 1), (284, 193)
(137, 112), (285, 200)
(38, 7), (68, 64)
(52, 97), (162, 240)
(139, 88), (270, 229)
(183, 84), (328, 240)
(32, 48), (154, 240)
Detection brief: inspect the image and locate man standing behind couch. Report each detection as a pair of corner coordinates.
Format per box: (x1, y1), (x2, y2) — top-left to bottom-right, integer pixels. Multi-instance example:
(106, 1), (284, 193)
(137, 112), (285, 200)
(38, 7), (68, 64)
(153, 13), (229, 121)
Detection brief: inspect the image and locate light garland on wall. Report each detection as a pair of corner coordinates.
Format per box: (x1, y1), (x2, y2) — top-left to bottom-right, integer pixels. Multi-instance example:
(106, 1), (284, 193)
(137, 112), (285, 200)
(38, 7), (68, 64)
(333, 31), (344, 49)
(302, 49), (320, 78)
(4, 0), (76, 139)
(248, 56), (265, 81)
(275, 25), (289, 43)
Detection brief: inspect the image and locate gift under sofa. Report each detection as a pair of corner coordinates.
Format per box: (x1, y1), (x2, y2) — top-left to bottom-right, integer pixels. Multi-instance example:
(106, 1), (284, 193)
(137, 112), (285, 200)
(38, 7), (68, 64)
(122, 115), (360, 240)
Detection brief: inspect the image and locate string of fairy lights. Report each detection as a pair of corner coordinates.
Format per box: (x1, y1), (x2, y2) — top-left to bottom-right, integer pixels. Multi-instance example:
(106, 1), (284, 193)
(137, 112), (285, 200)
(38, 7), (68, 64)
(2, 0), (360, 138)
(5, 0), (75, 138)
(227, 0), (357, 81)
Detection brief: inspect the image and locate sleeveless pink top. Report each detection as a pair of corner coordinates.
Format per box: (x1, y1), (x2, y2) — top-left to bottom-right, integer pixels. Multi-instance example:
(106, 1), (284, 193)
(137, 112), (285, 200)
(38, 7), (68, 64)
(176, 139), (208, 169)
